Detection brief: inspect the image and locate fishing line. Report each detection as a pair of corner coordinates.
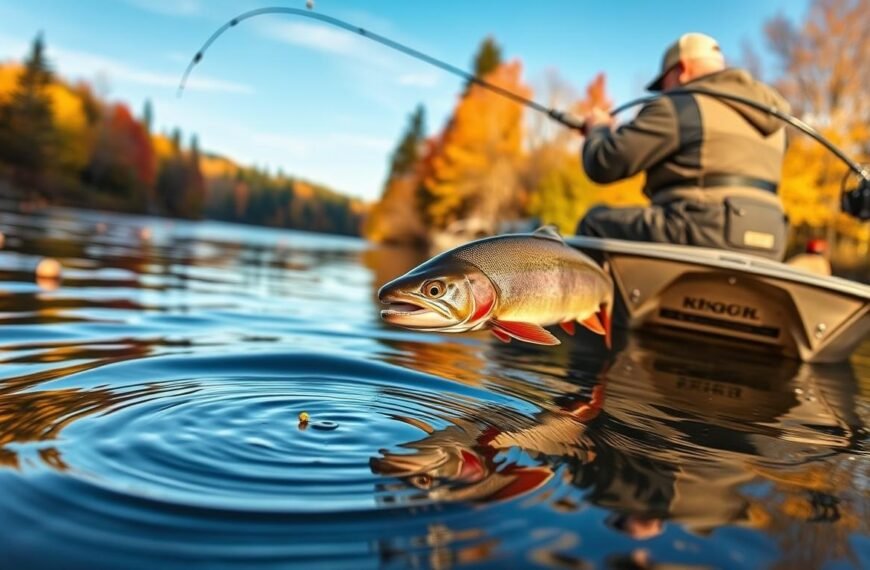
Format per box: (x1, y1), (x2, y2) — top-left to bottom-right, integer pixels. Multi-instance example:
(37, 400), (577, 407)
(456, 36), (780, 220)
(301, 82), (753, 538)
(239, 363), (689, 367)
(178, 6), (868, 220)
(177, 6), (585, 129)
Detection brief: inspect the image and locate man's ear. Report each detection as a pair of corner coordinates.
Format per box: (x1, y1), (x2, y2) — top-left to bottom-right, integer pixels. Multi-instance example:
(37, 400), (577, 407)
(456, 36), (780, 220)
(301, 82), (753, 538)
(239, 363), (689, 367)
(676, 59), (691, 85)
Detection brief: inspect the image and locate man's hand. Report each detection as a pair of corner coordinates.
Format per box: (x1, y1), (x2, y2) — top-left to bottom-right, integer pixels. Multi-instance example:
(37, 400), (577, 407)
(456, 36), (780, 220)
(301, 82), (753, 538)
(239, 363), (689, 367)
(581, 107), (614, 136)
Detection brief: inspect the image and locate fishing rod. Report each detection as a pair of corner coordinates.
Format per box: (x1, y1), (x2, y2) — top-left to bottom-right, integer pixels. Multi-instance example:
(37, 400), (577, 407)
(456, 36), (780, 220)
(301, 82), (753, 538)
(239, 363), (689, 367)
(178, 6), (869, 221)
(177, 6), (585, 129)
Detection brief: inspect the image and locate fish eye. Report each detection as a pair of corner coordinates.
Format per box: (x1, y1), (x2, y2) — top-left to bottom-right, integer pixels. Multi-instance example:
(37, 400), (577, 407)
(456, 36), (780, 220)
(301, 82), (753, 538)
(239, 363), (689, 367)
(410, 474), (434, 489)
(422, 280), (446, 298)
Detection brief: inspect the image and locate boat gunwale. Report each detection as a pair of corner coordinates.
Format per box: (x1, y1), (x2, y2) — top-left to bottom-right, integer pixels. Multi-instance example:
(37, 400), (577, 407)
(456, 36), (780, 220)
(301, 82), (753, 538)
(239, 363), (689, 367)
(565, 236), (870, 301)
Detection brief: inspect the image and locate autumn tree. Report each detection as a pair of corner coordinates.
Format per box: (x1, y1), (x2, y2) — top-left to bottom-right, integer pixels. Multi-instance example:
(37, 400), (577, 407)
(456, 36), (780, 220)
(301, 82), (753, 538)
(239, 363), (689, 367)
(0, 33), (57, 178)
(84, 103), (156, 207)
(421, 58), (530, 231)
(763, 0), (869, 248)
(364, 104), (429, 244)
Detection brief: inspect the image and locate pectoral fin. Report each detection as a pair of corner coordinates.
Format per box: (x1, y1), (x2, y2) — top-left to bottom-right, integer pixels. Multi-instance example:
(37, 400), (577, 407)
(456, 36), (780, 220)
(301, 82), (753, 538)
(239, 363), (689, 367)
(491, 320), (560, 346)
(491, 328), (512, 343)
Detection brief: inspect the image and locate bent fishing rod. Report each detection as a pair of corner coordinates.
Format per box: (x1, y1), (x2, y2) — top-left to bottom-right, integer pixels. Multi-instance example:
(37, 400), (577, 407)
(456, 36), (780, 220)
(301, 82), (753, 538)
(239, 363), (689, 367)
(179, 6), (869, 221)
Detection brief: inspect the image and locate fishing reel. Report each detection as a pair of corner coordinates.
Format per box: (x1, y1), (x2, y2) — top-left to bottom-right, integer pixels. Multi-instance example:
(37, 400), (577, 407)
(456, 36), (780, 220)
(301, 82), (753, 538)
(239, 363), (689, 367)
(841, 170), (870, 221)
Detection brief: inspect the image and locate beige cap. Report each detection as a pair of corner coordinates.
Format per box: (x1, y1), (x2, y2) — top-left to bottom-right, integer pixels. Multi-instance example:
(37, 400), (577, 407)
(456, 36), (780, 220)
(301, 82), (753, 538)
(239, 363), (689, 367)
(646, 33), (724, 91)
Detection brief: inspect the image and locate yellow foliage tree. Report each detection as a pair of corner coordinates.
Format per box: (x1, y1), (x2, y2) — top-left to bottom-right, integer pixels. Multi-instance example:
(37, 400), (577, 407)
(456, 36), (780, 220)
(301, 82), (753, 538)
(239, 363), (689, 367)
(49, 83), (90, 174)
(0, 63), (90, 174)
(525, 72), (645, 234)
(764, 0), (869, 254)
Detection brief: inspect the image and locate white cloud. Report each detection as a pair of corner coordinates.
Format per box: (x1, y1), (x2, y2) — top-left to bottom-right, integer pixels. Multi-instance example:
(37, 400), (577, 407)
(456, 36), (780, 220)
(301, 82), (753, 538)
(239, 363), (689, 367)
(255, 20), (441, 90)
(259, 21), (361, 57)
(54, 46), (252, 94)
(0, 33), (250, 95)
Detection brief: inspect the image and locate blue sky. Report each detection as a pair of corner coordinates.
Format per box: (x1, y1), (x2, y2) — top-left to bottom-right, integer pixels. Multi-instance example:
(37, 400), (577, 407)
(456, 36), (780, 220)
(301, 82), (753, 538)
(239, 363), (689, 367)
(0, 1), (807, 201)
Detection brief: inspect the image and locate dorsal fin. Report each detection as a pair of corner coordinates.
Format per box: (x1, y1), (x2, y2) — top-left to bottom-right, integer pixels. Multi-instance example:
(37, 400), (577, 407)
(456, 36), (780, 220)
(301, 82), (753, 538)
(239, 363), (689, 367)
(532, 225), (564, 242)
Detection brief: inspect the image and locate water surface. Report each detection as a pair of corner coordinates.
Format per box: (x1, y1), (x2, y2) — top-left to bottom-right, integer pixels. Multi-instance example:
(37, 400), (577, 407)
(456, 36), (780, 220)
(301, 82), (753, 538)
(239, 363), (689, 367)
(0, 204), (867, 569)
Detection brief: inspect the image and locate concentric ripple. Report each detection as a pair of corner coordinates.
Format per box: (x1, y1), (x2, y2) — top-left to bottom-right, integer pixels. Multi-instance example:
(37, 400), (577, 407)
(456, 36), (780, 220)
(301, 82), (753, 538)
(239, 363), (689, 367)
(10, 352), (538, 513)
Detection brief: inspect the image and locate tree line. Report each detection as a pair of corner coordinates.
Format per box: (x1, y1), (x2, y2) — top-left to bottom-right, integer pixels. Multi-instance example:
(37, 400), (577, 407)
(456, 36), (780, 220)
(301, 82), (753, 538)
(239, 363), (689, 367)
(0, 34), (363, 236)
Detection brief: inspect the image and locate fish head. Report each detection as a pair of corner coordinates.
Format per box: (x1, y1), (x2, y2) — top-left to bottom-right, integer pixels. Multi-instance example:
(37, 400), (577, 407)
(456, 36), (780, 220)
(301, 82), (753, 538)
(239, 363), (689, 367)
(370, 444), (489, 491)
(378, 255), (497, 332)
(371, 444), (553, 503)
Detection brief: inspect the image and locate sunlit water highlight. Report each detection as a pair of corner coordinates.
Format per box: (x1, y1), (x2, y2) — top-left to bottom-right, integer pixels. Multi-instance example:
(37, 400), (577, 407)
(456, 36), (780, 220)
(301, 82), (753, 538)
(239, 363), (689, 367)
(0, 203), (867, 569)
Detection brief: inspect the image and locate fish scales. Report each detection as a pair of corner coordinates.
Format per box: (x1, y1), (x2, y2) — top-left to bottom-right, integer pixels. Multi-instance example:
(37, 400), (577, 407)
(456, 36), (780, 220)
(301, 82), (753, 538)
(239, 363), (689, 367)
(453, 235), (610, 323)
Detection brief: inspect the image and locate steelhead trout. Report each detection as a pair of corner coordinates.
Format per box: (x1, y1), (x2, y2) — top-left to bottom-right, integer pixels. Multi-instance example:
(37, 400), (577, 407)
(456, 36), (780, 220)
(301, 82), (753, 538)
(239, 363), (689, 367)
(378, 227), (613, 347)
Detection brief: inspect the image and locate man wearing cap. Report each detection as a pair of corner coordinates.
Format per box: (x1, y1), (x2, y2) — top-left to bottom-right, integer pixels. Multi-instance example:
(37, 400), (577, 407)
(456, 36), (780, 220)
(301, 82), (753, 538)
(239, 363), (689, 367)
(576, 33), (791, 260)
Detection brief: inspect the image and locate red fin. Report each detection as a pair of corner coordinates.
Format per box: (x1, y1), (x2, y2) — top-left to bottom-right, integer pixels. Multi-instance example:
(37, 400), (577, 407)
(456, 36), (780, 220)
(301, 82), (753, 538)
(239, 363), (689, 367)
(491, 328), (512, 343)
(598, 304), (612, 349)
(559, 321), (575, 336)
(491, 320), (560, 346)
(579, 314), (606, 336)
(489, 466), (552, 501)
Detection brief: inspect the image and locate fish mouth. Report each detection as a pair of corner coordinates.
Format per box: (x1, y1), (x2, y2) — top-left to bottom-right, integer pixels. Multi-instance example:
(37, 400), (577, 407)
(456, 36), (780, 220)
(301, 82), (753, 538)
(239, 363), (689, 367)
(379, 291), (453, 328)
(380, 299), (430, 318)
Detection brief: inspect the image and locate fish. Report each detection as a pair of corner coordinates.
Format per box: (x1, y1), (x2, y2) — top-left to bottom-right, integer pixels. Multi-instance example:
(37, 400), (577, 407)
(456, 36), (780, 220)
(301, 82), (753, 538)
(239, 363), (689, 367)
(370, 386), (604, 503)
(378, 227), (613, 347)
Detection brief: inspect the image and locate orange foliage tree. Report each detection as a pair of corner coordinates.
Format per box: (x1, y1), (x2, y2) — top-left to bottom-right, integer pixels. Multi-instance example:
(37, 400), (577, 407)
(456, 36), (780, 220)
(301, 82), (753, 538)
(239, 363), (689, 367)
(419, 60), (530, 231)
(84, 103), (156, 205)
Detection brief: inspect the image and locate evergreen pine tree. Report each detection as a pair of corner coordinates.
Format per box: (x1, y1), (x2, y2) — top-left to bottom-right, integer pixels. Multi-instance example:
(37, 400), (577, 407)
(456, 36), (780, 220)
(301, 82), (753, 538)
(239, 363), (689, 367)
(0, 32), (57, 174)
(142, 99), (153, 133)
(471, 36), (502, 81)
(387, 104), (426, 179)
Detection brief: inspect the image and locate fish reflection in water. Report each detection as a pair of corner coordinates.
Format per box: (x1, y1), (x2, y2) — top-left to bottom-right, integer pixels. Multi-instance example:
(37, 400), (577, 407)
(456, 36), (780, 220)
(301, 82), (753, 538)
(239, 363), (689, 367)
(371, 335), (867, 567)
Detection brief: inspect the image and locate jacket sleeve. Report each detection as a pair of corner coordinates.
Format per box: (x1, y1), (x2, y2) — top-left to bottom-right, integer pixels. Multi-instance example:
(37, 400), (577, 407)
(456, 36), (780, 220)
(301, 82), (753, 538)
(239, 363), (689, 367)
(582, 97), (679, 184)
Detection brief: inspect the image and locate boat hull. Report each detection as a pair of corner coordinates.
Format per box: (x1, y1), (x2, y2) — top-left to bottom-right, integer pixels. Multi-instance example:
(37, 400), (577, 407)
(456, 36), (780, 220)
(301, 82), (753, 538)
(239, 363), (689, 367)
(567, 236), (870, 363)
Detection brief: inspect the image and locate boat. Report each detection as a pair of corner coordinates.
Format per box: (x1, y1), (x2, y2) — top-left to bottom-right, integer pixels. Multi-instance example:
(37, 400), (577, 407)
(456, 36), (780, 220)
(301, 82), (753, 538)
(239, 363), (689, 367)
(566, 236), (870, 363)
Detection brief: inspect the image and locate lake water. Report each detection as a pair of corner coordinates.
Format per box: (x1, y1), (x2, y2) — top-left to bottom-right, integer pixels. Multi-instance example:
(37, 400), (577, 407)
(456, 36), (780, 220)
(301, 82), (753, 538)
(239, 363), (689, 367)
(0, 204), (867, 569)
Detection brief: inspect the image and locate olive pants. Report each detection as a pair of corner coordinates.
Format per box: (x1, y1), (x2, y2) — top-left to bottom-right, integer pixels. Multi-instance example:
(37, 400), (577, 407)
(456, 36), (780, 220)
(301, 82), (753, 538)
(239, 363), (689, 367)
(576, 198), (787, 261)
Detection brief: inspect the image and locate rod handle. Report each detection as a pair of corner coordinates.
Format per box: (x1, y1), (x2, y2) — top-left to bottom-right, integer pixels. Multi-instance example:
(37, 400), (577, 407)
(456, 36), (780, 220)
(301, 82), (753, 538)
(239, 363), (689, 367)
(548, 109), (586, 132)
